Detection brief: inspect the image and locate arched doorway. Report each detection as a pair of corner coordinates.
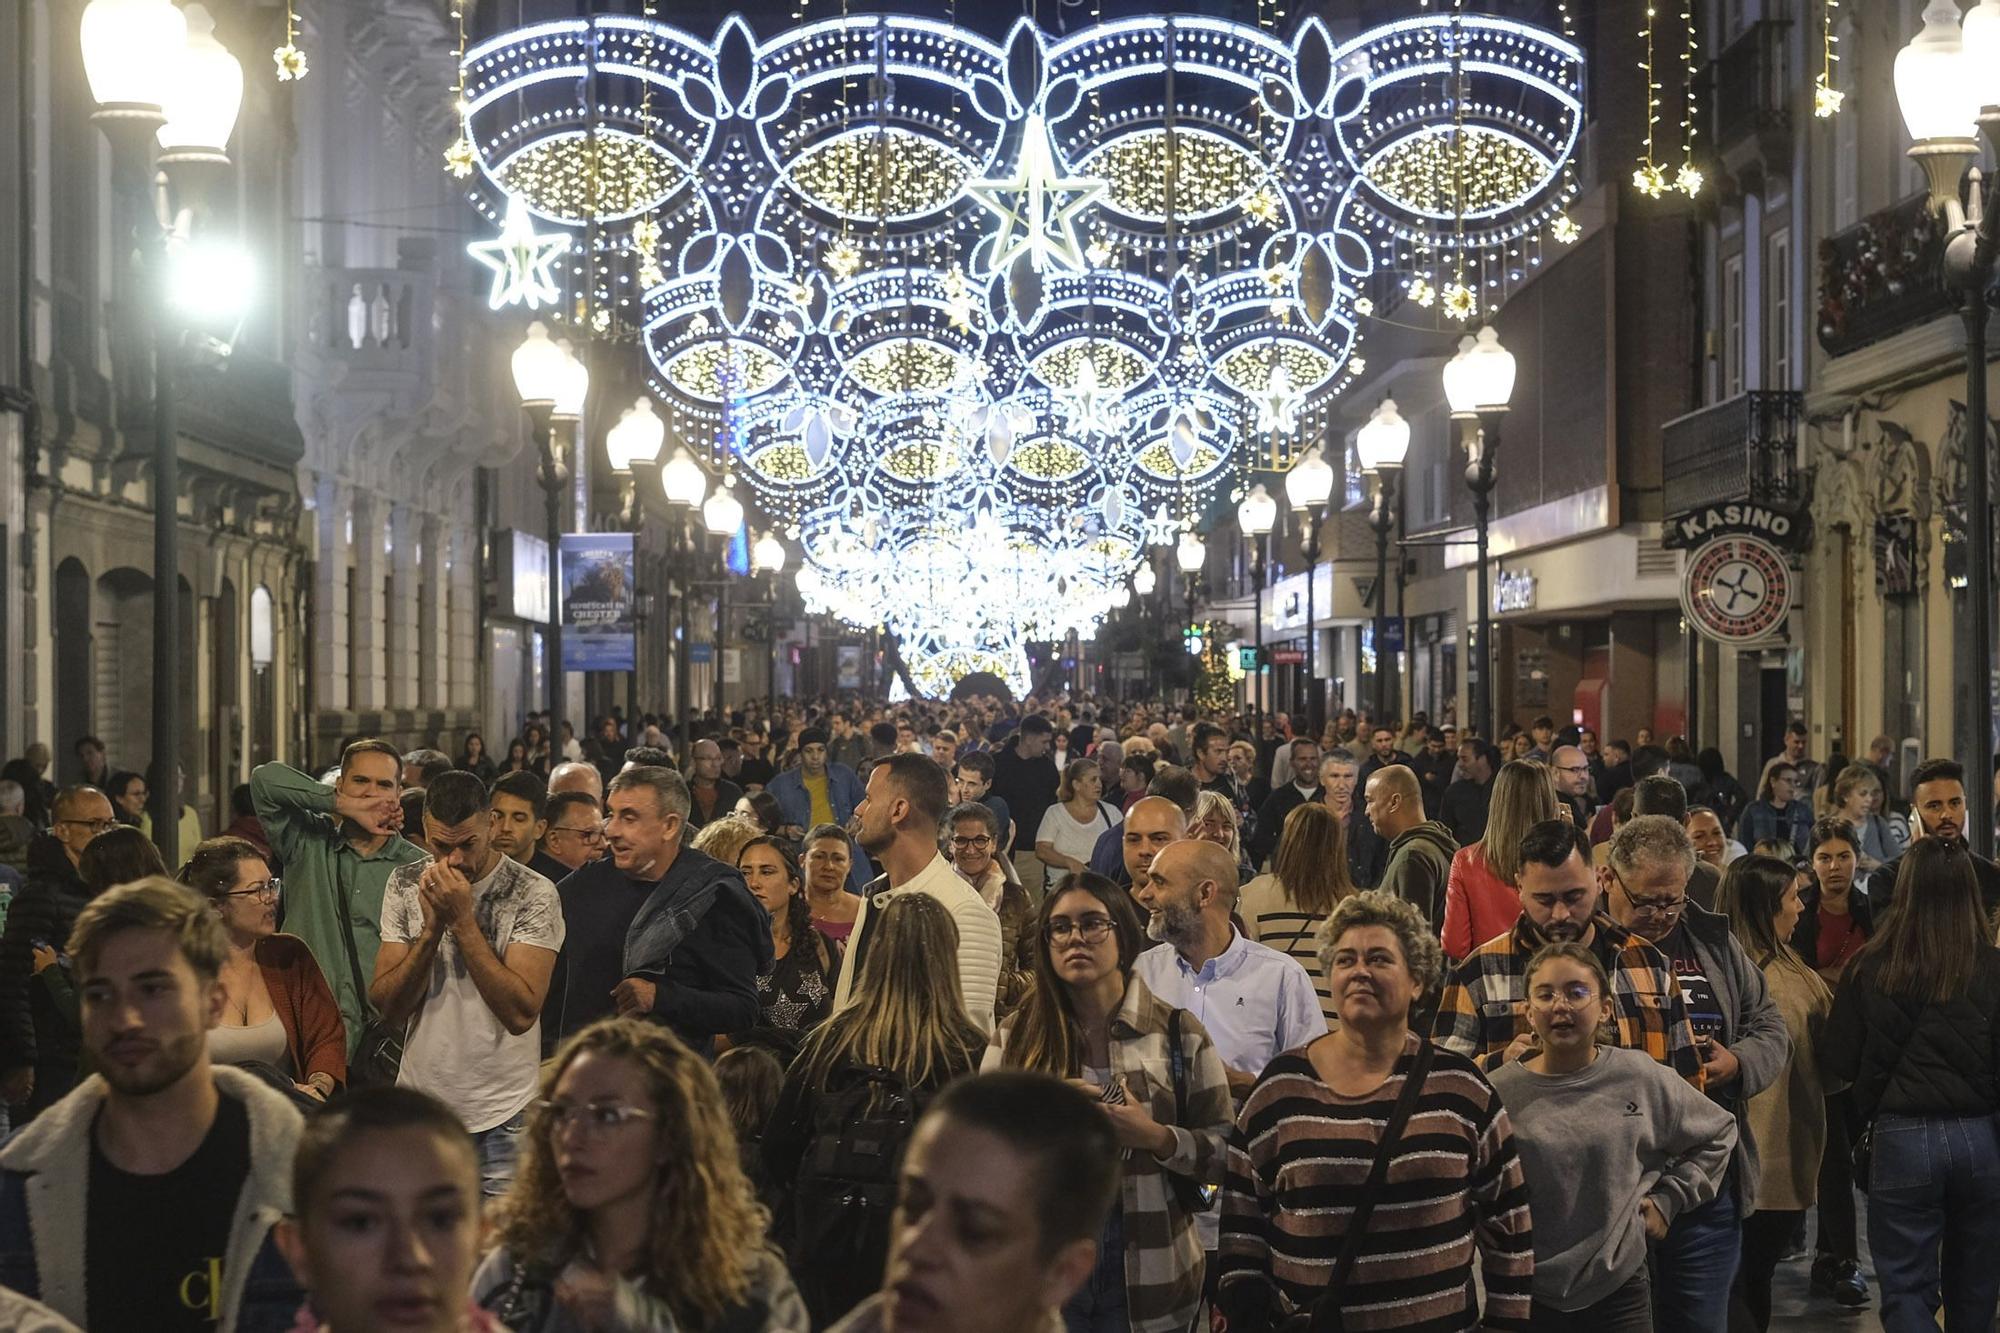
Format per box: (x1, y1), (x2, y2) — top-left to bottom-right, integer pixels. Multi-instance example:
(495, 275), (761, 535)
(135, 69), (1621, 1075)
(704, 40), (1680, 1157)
(93, 567), (155, 776)
(53, 560), (91, 776)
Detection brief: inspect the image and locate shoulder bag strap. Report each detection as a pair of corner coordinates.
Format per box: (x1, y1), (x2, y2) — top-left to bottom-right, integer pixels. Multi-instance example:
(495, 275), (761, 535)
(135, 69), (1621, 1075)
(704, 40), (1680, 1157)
(1308, 1039), (1437, 1333)
(331, 869), (374, 1018)
(1167, 1006), (1187, 1115)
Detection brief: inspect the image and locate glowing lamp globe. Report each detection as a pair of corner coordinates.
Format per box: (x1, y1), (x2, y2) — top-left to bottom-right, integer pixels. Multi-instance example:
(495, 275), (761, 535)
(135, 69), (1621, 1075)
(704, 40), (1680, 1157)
(157, 6), (242, 162)
(1355, 398), (1411, 472)
(660, 448), (708, 508)
(702, 484), (744, 537)
(1963, 0), (2000, 112)
(1284, 449), (1336, 511)
(1236, 483), (1278, 537)
(605, 398), (666, 474)
(1442, 326), (1517, 418)
(1896, 1), (1981, 143)
(80, 0), (186, 114)
(752, 531), (787, 575)
(1176, 530), (1206, 575)
(510, 322), (568, 407)
(551, 339), (590, 419)
(1133, 562), (1157, 597)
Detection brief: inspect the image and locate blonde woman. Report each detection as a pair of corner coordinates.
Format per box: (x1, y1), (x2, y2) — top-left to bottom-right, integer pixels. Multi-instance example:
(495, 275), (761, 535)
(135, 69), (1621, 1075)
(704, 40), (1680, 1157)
(762, 894), (986, 1327)
(1036, 758), (1121, 876)
(476, 1017), (807, 1331)
(1191, 788), (1245, 866)
(1442, 760), (1559, 958)
(689, 811), (762, 868)
(1239, 802), (1355, 1025)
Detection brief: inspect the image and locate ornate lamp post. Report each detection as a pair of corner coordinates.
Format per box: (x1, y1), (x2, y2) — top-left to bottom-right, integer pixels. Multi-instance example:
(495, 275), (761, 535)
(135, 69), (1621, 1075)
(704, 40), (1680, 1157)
(752, 529), (788, 718)
(1897, 0), (2000, 852)
(702, 482), (745, 717)
(1176, 529), (1206, 704)
(82, 0), (245, 863)
(1133, 557), (1158, 700)
(659, 447), (708, 753)
(1284, 448), (1336, 739)
(1237, 483), (1278, 729)
(1442, 326), (1518, 742)
(512, 323), (587, 740)
(605, 396), (666, 725)
(1356, 399), (1411, 722)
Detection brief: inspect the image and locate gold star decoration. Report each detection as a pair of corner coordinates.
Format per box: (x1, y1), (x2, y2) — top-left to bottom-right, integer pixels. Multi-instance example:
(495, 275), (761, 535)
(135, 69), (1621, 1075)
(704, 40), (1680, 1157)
(1442, 283), (1477, 321)
(1814, 77), (1844, 118)
(1550, 213), (1581, 244)
(633, 216), (665, 288)
(966, 111), (1107, 275)
(465, 199), (568, 311)
(1408, 277), (1436, 308)
(273, 43), (308, 80)
(1354, 296), (1375, 316)
(1632, 162), (1669, 198)
(1675, 163), (1704, 198)
(826, 239), (862, 281)
(1085, 239), (1114, 267)
(1250, 362), (1301, 437)
(1243, 186), (1283, 225)
(443, 136), (475, 179)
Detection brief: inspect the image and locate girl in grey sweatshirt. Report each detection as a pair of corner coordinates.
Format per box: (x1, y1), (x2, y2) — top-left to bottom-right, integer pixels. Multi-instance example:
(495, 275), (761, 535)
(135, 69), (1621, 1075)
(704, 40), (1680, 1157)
(1489, 943), (1738, 1322)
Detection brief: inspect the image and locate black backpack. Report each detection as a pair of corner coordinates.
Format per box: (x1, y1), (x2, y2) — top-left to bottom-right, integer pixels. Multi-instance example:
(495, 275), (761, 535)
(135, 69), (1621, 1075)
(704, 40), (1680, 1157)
(786, 1062), (919, 1327)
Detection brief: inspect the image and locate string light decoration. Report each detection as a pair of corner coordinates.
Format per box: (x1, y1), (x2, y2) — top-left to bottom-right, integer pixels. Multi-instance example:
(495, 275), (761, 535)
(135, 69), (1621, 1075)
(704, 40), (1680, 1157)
(443, 2), (472, 177)
(1634, 5), (1668, 197)
(457, 9), (1584, 690)
(1675, 0), (1703, 196)
(273, 1), (307, 81)
(1815, 0), (1844, 118)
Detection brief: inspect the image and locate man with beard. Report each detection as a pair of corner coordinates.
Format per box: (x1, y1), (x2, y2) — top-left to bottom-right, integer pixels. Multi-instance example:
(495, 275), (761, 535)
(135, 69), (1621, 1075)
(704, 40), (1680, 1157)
(0, 878), (305, 1330)
(1432, 819), (1702, 1085)
(767, 728), (866, 890)
(1872, 757), (2000, 919)
(991, 716), (1061, 904)
(832, 754), (1002, 1031)
(488, 770), (570, 885)
(1440, 739), (1497, 846)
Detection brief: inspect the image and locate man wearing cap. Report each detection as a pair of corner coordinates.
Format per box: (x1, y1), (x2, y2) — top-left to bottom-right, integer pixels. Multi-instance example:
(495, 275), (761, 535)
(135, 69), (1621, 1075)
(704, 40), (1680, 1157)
(768, 726), (868, 891)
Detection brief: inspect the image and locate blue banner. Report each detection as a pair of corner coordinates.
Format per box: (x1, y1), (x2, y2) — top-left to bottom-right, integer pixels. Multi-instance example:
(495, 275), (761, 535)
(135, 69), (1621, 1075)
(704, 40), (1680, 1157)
(559, 533), (636, 671)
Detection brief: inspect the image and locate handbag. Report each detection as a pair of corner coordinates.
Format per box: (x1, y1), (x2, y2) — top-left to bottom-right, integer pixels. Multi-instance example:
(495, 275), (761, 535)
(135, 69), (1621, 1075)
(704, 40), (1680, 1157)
(1277, 1039), (1437, 1333)
(1165, 1008), (1214, 1216)
(333, 874), (406, 1089)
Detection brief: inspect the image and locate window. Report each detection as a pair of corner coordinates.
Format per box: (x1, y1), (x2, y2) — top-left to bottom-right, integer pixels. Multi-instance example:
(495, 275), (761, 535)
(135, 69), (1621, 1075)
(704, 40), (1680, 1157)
(1723, 254), (1746, 399)
(1767, 228), (1793, 389)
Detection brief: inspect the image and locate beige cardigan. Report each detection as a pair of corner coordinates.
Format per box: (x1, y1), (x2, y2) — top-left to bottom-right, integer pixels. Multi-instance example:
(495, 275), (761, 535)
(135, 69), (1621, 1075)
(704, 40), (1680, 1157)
(1744, 954), (1834, 1211)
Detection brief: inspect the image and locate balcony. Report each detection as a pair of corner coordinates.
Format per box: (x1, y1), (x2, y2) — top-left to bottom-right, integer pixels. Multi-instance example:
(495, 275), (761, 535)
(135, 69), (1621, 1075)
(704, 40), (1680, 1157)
(1817, 192), (1950, 358)
(1660, 390), (1804, 521)
(1710, 19), (1792, 188)
(302, 237), (439, 376)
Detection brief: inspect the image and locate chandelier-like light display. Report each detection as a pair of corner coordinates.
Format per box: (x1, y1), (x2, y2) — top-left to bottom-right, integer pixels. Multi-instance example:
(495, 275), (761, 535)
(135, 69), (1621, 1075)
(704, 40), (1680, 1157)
(460, 9), (1583, 693)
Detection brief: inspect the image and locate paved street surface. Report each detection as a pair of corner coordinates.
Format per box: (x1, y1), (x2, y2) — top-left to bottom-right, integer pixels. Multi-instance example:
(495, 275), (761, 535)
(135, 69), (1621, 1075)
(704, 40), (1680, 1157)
(1771, 1211), (1876, 1333)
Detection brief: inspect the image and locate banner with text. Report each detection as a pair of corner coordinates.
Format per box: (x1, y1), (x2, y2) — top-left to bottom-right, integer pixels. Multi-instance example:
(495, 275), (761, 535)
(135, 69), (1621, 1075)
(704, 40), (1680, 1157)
(560, 533), (636, 671)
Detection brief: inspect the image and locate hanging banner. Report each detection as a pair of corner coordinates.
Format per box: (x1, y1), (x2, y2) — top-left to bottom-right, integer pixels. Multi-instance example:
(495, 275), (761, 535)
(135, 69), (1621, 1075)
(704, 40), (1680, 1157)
(559, 533), (636, 671)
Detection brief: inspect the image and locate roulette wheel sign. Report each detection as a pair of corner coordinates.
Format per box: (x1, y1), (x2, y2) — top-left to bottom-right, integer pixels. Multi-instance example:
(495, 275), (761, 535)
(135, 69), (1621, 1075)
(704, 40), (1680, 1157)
(1681, 534), (1792, 644)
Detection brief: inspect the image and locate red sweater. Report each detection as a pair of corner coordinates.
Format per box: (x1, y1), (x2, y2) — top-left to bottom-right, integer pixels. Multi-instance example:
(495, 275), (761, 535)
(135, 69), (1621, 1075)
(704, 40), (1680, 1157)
(256, 933), (348, 1088)
(1442, 843), (1524, 960)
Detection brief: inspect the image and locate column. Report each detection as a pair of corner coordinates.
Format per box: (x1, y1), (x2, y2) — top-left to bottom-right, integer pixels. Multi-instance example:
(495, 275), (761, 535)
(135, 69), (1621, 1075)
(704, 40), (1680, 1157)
(417, 512), (446, 707)
(386, 502), (419, 709)
(350, 491), (384, 713)
(447, 524), (479, 713)
(312, 472), (351, 712)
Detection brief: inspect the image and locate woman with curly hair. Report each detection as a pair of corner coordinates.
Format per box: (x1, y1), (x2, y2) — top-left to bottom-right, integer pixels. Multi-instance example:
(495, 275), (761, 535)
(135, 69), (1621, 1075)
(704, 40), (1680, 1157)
(737, 834), (840, 1036)
(476, 1017), (808, 1332)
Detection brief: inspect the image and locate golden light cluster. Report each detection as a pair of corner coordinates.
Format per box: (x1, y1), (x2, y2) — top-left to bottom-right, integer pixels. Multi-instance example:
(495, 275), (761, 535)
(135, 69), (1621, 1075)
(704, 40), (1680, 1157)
(1136, 439), (1222, 477)
(1080, 130), (1263, 220)
(1010, 438), (1092, 481)
(788, 131), (972, 218)
(663, 342), (788, 400)
(1031, 341), (1148, 393)
(499, 135), (682, 225)
(848, 339), (963, 395)
(1366, 129), (1548, 217)
(1217, 341), (1333, 395)
(882, 439), (960, 482)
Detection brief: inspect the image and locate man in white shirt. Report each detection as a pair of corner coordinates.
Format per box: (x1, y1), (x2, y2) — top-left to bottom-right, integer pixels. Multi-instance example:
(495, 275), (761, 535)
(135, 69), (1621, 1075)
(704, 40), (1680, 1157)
(371, 771), (562, 1196)
(835, 753), (1003, 1031)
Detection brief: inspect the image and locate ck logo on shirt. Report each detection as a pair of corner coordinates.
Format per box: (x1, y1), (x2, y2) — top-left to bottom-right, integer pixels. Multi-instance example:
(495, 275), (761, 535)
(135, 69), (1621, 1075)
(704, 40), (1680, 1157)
(178, 1257), (226, 1321)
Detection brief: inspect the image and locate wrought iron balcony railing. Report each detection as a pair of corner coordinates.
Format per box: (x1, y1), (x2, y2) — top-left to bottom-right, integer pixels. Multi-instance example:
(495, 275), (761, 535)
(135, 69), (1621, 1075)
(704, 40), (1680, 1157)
(1660, 390), (1804, 518)
(1817, 191), (1951, 358)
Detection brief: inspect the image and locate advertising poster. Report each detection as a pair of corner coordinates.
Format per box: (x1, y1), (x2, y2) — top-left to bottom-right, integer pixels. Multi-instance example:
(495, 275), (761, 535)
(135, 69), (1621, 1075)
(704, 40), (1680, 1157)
(559, 533), (635, 671)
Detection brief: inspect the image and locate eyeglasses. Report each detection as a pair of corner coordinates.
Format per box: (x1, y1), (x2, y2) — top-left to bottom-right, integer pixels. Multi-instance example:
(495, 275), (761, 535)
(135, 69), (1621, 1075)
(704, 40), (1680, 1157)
(221, 879), (282, 903)
(950, 835), (993, 850)
(531, 1099), (656, 1135)
(59, 819), (119, 836)
(1528, 983), (1599, 1010)
(551, 826), (605, 845)
(1555, 764), (1591, 776)
(1046, 915), (1115, 944)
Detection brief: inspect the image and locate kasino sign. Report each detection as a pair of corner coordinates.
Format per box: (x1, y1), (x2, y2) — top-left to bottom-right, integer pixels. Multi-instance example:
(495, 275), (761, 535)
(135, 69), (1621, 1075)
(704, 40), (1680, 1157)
(1662, 502), (1810, 551)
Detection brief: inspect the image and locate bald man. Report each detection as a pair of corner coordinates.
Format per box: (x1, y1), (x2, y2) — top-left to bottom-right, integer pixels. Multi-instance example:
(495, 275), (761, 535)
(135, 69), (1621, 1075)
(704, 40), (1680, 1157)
(1550, 743), (1596, 823)
(547, 760), (605, 805)
(677, 741), (741, 829)
(1364, 764), (1458, 933)
(1132, 837), (1324, 1259)
(1120, 795), (1188, 893)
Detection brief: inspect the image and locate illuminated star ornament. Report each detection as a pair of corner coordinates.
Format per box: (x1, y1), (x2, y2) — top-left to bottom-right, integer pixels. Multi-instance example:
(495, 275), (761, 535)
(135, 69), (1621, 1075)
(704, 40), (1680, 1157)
(1251, 362), (1301, 437)
(466, 199), (568, 311)
(1056, 356), (1126, 438)
(967, 112), (1106, 275)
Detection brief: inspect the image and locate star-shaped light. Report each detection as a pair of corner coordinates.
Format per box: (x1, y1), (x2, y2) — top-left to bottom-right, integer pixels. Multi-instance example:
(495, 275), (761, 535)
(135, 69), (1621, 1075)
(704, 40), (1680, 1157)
(1550, 213), (1581, 245)
(1056, 355), (1126, 438)
(633, 216), (665, 288)
(967, 111), (1106, 275)
(1632, 162), (1669, 198)
(1141, 503), (1180, 547)
(1813, 75), (1844, 118)
(1408, 277), (1436, 308)
(442, 136), (475, 179)
(466, 198), (567, 311)
(1442, 282), (1477, 321)
(826, 239), (862, 281)
(1251, 362), (1301, 437)
(273, 43), (308, 81)
(1675, 163), (1704, 198)
(1243, 186), (1283, 225)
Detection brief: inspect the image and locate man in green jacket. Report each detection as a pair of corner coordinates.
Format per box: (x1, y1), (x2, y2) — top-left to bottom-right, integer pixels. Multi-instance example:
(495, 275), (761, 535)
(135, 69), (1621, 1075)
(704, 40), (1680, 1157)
(250, 740), (423, 1056)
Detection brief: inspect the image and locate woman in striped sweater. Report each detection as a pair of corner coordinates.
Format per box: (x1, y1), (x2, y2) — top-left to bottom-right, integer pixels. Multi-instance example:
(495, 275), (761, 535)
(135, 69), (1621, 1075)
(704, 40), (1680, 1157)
(1216, 891), (1535, 1332)
(1238, 802), (1355, 1027)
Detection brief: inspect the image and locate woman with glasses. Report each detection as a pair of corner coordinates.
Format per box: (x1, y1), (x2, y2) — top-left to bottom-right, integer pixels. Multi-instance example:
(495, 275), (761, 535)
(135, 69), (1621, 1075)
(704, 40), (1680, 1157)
(800, 823), (859, 944)
(1716, 854), (1835, 1330)
(1490, 943), (1736, 1331)
(477, 1017), (807, 1332)
(1737, 759), (1813, 859)
(987, 872), (1231, 1333)
(179, 835), (346, 1103)
(1036, 759), (1122, 879)
(737, 835), (840, 1037)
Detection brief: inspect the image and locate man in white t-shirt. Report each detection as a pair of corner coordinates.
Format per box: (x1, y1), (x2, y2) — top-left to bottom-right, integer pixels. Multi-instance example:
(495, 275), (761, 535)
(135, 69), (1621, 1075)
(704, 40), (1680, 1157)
(371, 771), (563, 1196)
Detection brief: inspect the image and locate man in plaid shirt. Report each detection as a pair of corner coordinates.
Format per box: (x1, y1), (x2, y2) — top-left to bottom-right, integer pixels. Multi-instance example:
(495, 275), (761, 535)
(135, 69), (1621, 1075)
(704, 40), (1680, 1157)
(1433, 818), (1704, 1087)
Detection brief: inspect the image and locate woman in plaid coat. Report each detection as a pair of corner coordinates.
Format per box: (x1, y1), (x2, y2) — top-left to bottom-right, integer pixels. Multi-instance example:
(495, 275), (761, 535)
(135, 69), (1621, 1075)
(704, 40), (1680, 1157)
(985, 871), (1233, 1333)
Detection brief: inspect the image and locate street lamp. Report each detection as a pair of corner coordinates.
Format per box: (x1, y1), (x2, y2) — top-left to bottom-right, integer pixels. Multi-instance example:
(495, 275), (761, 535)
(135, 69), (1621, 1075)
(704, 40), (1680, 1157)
(752, 531), (787, 716)
(1356, 399), (1411, 722)
(1237, 482), (1278, 728)
(513, 321), (585, 742)
(702, 483), (744, 716)
(1443, 326), (1517, 742)
(1176, 530), (1206, 698)
(1284, 447), (1336, 738)
(604, 396), (665, 724)
(156, 6), (242, 166)
(658, 447), (707, 745)
(1896, 0), (2000, 853)
(81, 0), (243, 865)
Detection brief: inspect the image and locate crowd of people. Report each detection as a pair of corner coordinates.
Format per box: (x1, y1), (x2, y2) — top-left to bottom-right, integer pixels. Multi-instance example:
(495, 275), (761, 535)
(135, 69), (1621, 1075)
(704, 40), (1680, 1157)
(0, 694), (1993, 1333)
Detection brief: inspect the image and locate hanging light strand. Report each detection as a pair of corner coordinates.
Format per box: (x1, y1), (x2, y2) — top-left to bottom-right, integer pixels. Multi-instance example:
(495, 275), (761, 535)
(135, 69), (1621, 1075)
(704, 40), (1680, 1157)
(1815, 0), (1845, 117)
(274, 1), (308, 81)
(443, 2), (473, 176)
(1633, 6), (1667, 197)
(1675, 0), (1703, 196)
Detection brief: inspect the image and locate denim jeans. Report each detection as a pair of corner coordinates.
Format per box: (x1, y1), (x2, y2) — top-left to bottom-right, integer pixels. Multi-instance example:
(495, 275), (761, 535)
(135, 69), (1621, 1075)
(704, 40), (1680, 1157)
(471, 1108), (527, 1198)
(1063, 1203), (1127, 1333)
(1650, 1175), (1740, 1333)
(1867, 1112), (2000, 1333)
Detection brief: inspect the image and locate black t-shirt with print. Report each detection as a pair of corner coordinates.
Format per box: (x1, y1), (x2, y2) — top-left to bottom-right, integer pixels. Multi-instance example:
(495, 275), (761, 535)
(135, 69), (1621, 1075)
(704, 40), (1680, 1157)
(87, 1093), (250, 1332)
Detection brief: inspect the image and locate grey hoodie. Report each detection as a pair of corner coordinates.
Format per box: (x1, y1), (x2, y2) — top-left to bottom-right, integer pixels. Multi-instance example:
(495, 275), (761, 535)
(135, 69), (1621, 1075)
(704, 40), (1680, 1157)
(1381, 819), (1458, 933)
